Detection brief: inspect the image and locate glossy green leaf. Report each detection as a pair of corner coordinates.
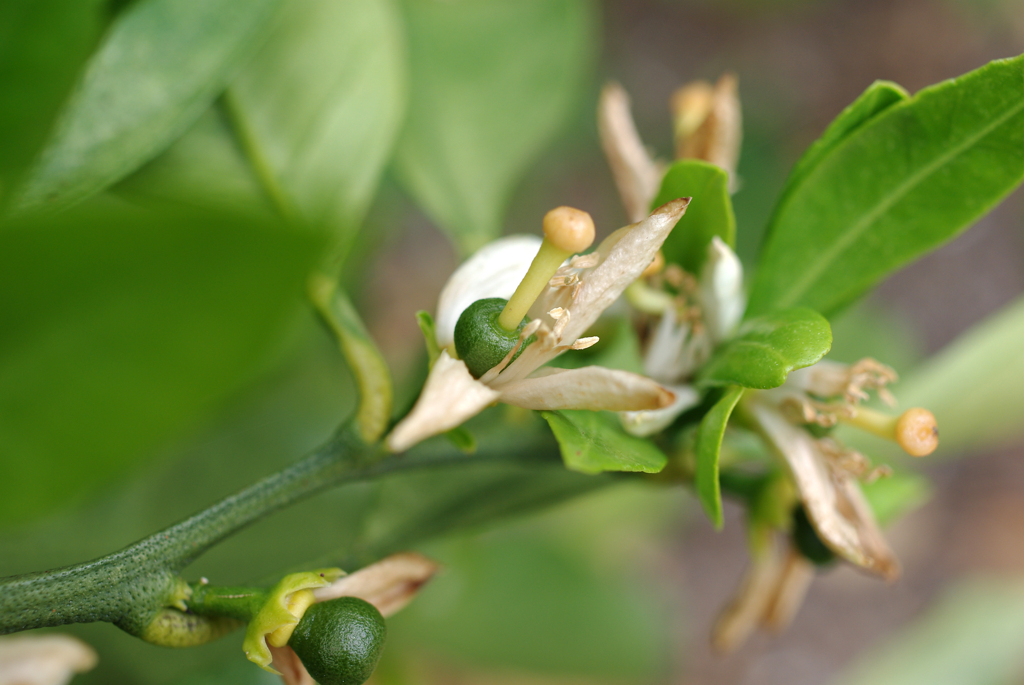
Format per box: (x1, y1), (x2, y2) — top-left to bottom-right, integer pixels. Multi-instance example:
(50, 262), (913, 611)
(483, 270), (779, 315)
(749, 55), (1024, 318)
(695, 386), (744, 529)
(0, 0), (104, 207)
(699, 308), (832, 389)
(832, 579), (1024, 685)
(15, 0), (284, 212)
(227, 0), (406, 253)
(393, 0), (596, 254)
(651, 160), (736, 274)
(773, 80), (908, 214)
(0, 204), (324, 524)
(542, 410), (668, 475)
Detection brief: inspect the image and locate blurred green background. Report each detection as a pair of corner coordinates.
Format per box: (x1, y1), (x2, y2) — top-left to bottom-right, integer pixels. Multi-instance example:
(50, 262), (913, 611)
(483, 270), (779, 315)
(3, 0), (1024, 683)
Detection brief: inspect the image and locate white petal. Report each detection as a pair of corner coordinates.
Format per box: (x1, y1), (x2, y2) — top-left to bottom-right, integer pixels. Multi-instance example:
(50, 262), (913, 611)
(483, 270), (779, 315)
(386, 351), (501, 452)
(561, 199), (690, 343)
(642, 307), (691, 384)
(598, 82), (663, 223)
(619, 384), (701, 437)
(700, 236), (745, 343)
(748, 401), (900, 580)
(434, 235), (542, 348)
(313, 553), (439, 618)
(498, 366), (674, 411)
(0, 634), (97, 685)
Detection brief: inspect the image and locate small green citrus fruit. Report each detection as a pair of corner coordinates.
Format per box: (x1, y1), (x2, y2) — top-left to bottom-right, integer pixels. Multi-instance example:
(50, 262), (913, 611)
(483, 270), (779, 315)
(288, 597), (386, 685)
(453, 297), (532, 378)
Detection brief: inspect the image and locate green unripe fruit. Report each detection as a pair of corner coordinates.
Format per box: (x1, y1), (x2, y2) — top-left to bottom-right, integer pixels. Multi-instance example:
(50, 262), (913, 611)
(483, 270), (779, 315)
(288, 597), (386, 685)
(454, 297), (533, 378)
(792, 505), (835, 567)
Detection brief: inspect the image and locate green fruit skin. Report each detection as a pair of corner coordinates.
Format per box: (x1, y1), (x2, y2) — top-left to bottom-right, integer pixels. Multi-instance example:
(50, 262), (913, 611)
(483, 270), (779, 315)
(792, 505), (835, 567)
(454, 297), (531, 378)
(288, 597), (386, 685)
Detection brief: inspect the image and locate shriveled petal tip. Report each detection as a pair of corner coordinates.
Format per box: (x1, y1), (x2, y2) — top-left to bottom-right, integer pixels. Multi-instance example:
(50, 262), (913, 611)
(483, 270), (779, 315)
(598, 82), (663, 223)
(749, 402), (900, 580)
(0, 634), (97, 685)
(435, 235), (542, 348)
(558, 198), (691, 344)
(269, 645), (314, 685)
(620, 384), (701, 437)
(498, 366), (674, 412)
(386, 351), (500, 452)
(313, 552), (440, 618)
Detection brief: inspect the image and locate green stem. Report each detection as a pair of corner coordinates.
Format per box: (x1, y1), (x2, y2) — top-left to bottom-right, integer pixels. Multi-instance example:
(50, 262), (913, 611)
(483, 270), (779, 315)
(189, 585), (267, 623)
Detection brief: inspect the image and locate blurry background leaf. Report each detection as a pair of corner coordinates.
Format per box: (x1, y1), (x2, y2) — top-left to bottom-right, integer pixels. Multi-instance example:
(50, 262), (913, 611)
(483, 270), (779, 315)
(15, 0), (284, 212)
(695, 386), (744, 529)
(652, 160), (736, 274)
(830, 579), (1024, 685)
(748, 55), (1024, 318)
(0, 203), (324, 524)
(393, 0), (597, 254)
(113, 109), (271, 214)
(860, 469), (932, 527)
(542, 410), (668, 475)
(226, 0), (406, 260)
(0, 0), (104, 208)
(699, 308), (832, 389)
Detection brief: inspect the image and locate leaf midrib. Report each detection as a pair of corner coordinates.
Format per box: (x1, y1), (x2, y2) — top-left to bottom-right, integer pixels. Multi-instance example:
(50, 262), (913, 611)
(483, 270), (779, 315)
(774, 94), (1024, 310)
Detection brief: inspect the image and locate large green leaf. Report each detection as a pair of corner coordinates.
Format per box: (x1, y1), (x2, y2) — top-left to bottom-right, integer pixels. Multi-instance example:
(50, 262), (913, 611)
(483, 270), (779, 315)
(542, 410), (668, 475)
(772, 80), (908, 215)
(651, 159), (736, 274)
(832, 579), (1024, 685)
(227, 0), (406, 254)
(0, 203), (324, 525)
(0, 0), (104, 207)
(393, 0), (596, 254)
(695, 386), (744, 530)
(14, 0), (284, 213)
(699, 308), (832, 389)
(749, 55), (1024, 318)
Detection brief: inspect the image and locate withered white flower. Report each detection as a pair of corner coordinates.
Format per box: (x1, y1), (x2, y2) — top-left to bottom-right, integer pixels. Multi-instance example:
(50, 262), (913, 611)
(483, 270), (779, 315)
(746, 358), (938, 580)
(386, 200), (690, 453)
(0, 634), (97, 685)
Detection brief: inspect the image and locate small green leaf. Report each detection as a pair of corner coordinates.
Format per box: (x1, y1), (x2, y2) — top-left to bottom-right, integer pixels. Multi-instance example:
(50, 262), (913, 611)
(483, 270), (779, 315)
(749, 55), (1024, 318)
(0, 0), (104, 207)
(542, 410), (668, 475)
(227, 0), (406, 254)
(695, 386), (744, 529)
(772, 80), (908, 214)
(393, 0), (596, 254)
(15, 0), (284, 212)
(0, 204), (324, 524)
(651, 160), (736, 274)
(415, 310), (443, 364)
(832, 579), (1024, 685)
(699, 308), (832, 389)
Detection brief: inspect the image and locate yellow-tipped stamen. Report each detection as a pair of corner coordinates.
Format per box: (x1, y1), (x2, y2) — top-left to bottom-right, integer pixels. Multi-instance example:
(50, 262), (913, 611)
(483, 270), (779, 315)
(497, 206), (595, 331)
(839, 406), (939, 457)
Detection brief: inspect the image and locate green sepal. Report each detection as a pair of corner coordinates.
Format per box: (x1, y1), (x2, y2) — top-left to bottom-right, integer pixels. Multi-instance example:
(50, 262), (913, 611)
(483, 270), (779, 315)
(416, 310), (443, 366)
(243, 568), (344, 673)
(694, 386), (744, 530)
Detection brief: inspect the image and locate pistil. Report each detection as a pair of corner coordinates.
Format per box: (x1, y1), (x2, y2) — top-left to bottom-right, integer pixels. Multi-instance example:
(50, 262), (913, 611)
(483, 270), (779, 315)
(497, 206), (595, 331)
(839, 406), (939, 457)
